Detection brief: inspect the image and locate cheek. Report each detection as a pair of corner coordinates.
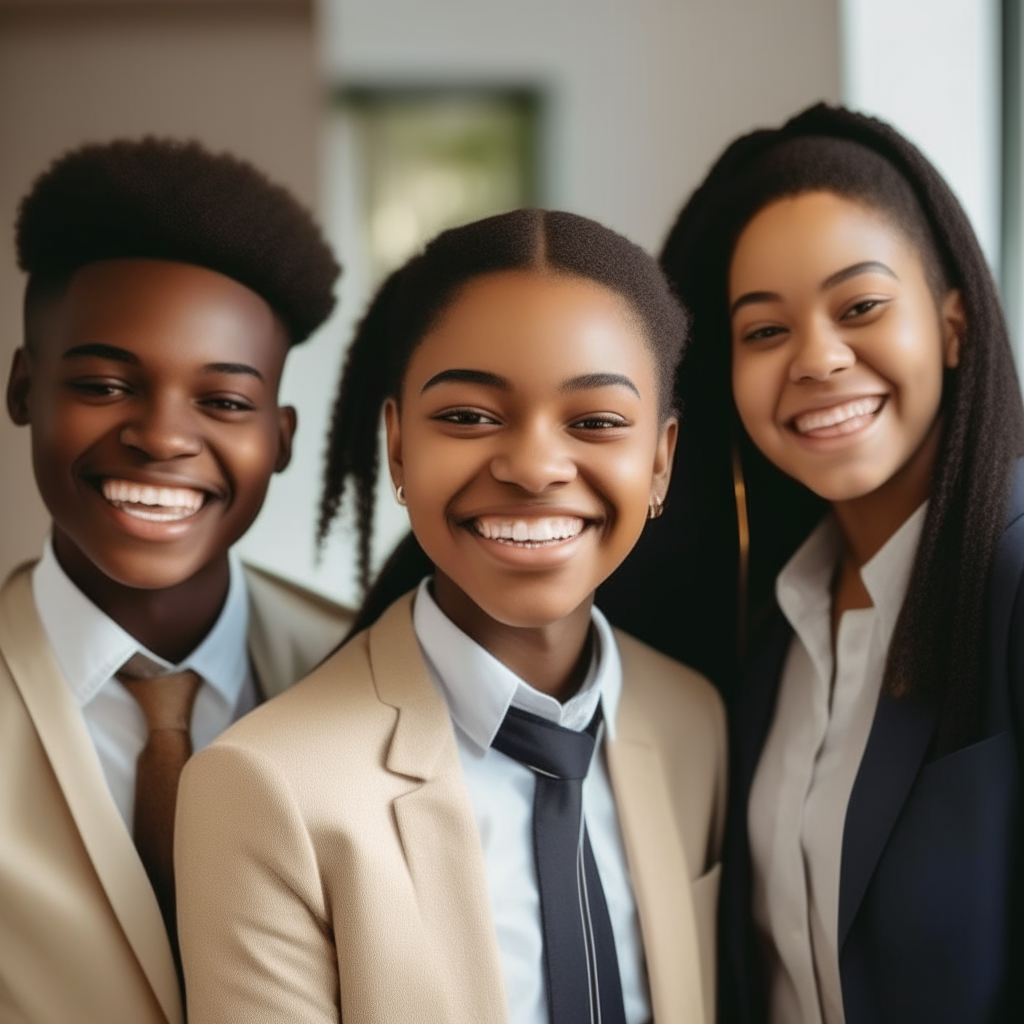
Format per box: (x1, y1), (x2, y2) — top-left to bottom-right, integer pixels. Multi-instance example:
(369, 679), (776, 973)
(221, 428), (281, 500)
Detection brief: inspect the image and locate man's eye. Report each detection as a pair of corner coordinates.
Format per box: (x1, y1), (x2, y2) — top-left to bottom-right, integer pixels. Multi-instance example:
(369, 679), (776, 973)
(69, 380), (127, 398)
(202, 397), (254, 413)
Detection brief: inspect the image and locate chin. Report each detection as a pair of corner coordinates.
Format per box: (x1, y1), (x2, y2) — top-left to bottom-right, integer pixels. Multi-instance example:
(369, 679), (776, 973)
(795, 465), (891, 504)
(87, 550), (210, 592)
(470, 591), (590, 631)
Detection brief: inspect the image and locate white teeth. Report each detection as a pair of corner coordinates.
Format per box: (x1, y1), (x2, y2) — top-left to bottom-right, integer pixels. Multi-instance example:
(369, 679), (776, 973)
(473, 516), (586, 545)
(794, 396), (884, 434)
(100, 478), (206, 521)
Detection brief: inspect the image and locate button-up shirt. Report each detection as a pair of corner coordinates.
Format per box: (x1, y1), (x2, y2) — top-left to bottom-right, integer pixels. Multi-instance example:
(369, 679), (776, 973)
(412, 578), (652, 1024)
(748, 504), (927, 1024)
(32, 538), (257, 831)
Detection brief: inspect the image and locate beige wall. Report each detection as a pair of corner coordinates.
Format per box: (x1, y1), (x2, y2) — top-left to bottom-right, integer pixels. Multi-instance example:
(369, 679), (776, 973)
(0, 0), (318, 583)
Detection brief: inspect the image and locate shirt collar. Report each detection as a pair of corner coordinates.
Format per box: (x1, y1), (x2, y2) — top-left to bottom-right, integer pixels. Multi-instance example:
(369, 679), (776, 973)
(412, 576), (622, 754)
(775, 502), (928, 683)
(32, 537), (251, 709)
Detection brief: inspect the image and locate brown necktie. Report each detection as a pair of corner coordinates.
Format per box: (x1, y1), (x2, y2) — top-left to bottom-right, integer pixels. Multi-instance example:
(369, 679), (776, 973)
(118, 667), (201, 968)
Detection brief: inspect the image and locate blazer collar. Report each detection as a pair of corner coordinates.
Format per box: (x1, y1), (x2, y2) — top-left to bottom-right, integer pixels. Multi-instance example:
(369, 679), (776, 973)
(368, 590), (455, 781)
(0, 564), (182, 1024)
(366, 591), (511, 1021)
(608, 629), (707, 1024)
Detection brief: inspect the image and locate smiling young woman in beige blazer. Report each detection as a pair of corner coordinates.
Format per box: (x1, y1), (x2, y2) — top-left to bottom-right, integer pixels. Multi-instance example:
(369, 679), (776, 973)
(175, 209), (726, 1024)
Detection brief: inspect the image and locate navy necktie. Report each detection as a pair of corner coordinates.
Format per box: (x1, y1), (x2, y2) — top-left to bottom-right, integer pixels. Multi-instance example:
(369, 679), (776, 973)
(492, 704), (627, 1024)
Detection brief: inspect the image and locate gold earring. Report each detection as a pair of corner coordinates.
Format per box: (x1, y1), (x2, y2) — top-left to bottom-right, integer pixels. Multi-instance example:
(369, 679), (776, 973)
(395, 484), (407, 507)
(647, 496), (664, 520)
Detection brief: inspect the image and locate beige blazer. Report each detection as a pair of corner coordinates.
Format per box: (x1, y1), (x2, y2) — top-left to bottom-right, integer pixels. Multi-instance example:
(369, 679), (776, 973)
(176, 591), (727, 1024)
(0, 560), (352, 1024)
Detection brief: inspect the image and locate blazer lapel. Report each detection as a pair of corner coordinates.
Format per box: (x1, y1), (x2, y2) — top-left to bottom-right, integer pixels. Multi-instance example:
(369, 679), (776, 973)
(367, 595), (510, 1023)
(607, 690), (705, 1024)
(0, 567), (182, 1024)
(834, 459), (1024, 949)
(838, 689), (938, 948)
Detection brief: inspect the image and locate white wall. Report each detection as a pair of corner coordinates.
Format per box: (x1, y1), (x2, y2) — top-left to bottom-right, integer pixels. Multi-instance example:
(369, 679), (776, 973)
(238, 0), (842, 607)
(840, 0), (1001, 267)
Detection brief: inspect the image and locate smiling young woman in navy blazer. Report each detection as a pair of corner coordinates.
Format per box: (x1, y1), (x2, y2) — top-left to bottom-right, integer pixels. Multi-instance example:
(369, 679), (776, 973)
(598, 104), (1024, 1024)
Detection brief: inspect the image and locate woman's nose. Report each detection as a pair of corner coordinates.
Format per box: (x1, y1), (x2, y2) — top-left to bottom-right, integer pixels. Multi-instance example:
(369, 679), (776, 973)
(488, 423), (577, 493)
(789, 319), (856, 382)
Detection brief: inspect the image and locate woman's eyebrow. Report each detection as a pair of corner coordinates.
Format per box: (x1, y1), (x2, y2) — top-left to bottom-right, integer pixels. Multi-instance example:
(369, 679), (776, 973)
(558, 372), (640, 398)
(421, 368), (510, 393)
(730, 291), (781, 317)
(821, 260), (898, 290)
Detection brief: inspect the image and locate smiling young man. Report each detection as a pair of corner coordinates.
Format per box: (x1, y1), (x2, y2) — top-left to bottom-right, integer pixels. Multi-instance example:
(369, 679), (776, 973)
(0, 139), (351, 1024)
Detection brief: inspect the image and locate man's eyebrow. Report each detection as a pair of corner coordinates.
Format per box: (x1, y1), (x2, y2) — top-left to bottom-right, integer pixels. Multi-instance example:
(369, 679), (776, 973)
(730, 291), (782, 317)
(558, 372), (640, 398)
(61, 343), (140, 364)
(421, 369), (510, 393)
(821, 260), (898, 290)
(203, 362), (264, 381)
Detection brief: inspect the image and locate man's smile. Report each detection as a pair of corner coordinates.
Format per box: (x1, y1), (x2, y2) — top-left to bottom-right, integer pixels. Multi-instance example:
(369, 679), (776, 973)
(99, 477), (208, 522)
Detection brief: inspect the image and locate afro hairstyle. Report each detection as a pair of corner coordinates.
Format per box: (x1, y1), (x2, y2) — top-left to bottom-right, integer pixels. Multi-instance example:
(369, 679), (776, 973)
(16, 137), (340, 345)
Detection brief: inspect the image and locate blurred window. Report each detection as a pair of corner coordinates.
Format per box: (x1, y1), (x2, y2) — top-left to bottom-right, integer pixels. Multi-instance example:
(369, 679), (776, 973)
(335, 87), (540, 283)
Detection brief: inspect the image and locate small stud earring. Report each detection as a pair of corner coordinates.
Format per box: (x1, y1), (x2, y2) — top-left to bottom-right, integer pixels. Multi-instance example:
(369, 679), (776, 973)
(647, 496), (664, 520)
(395, 484), (407, 507)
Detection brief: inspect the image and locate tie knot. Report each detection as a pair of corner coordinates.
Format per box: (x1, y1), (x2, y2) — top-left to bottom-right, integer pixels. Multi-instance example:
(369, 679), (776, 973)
(491, 704), (601, 781)
(119, 669), (202, 733)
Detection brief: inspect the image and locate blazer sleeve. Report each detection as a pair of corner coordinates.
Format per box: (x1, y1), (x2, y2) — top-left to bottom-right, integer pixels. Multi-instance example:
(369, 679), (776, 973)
(174, 743), (340, 1023)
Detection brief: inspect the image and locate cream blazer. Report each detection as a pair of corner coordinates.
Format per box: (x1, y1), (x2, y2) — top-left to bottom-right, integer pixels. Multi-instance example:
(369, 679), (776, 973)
(176, 591), (727, 1024)
(0, 560), (352, 1024)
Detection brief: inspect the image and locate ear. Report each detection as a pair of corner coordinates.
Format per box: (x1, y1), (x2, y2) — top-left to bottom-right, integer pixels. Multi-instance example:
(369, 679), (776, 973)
(273, 405), (297, 473)
(6, 348), (32, 426)
(650, 415), (679, 506)
(384, 397), (404, 492)
(940, 288), (966, 369)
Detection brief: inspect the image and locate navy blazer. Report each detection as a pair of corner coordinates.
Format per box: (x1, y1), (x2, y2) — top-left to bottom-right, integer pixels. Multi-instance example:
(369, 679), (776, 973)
(719, 461), (1024, 1024)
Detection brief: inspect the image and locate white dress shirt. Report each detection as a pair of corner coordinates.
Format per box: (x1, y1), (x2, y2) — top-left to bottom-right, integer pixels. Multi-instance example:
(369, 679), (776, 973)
(748, 504), (927, 1024)
(32, 538), (257, 832)
(412, 578), (652, 1024)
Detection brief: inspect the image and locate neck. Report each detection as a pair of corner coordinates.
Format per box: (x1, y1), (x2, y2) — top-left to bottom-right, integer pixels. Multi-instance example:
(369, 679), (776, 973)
(51, 531), (231, 663)
(831, 417), (940, 568)
(432, 572), (595, 704)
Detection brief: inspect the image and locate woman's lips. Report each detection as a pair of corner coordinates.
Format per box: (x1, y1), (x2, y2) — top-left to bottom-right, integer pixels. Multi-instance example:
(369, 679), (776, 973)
(791, 395), (885, 439)
(471, 515), (586, 548)
(100, 477), (207, 522)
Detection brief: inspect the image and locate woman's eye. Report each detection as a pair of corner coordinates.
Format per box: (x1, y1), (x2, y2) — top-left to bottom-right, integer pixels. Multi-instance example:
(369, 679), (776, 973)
(571, 415), (628, 431)
(741, 325), (787, 343)
(435, 409), (499, 426)
(841, 298), (886, 320)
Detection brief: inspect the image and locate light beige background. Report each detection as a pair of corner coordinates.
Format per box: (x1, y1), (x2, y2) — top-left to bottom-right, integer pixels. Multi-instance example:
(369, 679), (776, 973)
(0, 0), (318, 585)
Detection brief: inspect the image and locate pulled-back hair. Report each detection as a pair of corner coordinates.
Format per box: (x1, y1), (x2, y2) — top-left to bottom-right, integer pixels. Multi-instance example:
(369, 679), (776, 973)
(318, 208), (689, 611)
(601, 103), (1024, 753)
(17, 137), (340, 346)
